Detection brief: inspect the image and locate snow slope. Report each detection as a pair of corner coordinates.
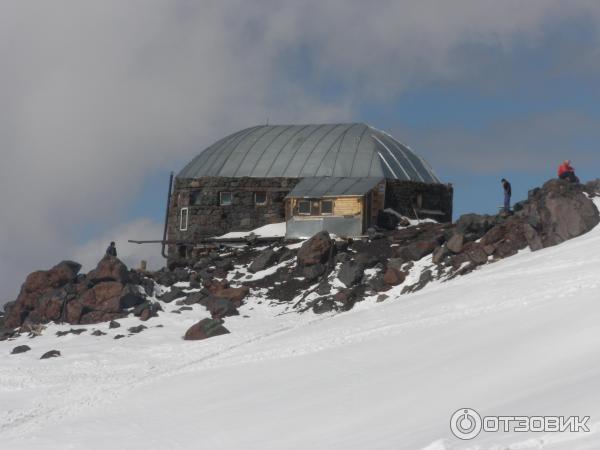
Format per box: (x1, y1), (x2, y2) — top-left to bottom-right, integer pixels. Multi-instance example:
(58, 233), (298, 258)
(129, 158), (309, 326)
(2, 204), (600, 449)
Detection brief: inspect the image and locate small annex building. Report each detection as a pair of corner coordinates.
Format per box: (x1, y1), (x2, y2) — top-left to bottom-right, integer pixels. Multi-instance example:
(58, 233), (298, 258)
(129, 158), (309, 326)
(167, 123), (453, 262)
(285, 177), (385, 238)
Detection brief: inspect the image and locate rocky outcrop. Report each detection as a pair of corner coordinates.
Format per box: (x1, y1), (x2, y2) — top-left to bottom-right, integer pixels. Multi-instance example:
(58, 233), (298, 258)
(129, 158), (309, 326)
(4, 256), (153, 330)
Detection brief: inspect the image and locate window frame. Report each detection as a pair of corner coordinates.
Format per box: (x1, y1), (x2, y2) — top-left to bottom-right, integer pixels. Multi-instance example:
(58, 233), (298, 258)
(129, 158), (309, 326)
(320, 199), (334, 215)
(179, 207), (189, 231)
(190, 190), (202, 206)
(297, 200), (311, 215)
(254, 192), (267, 206)
(219, 191), (232, 206)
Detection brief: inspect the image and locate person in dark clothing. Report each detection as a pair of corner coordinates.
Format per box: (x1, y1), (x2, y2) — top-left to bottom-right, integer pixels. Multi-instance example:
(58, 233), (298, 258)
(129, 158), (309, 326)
(501, 178), (511, 213)
(557, 160), (579, 183)
(106, 241), (117, 257)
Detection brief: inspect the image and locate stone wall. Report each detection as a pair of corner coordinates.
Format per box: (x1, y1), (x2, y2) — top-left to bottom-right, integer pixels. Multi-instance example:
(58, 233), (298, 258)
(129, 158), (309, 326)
(167, 177), (300, 259)
(167, 177), (453, 262)
(385, 180), (453, 223)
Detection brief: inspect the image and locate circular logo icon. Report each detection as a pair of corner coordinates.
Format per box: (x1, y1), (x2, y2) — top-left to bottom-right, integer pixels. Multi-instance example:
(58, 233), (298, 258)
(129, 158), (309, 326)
(450, 408), (482, 440)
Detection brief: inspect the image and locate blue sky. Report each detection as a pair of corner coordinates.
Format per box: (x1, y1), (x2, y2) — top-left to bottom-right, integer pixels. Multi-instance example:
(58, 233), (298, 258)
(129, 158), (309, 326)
(3, 0), (600, 302)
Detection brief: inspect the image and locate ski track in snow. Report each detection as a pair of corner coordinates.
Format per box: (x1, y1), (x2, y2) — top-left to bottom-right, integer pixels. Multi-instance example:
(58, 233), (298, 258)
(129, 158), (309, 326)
(1, 200), (600, 449)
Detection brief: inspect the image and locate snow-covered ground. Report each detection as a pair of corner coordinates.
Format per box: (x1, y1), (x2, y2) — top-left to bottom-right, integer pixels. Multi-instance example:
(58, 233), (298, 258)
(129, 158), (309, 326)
(2, 206), (600, 449)
(217, 222), (286, 239)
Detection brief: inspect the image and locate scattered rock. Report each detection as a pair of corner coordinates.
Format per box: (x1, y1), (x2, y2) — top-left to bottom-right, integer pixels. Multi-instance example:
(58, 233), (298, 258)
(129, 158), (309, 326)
(114, 334), (125, 340)
(128, 325), (147, 334)
(302, 263), (326, 281)
(316, 280), (331, 295)
(184, 318), (230, 340)
(201, 296), (239, 319)
(248, 249), (278, 273)
(91, 330), (106, 336)
(56, 328), (87, 337)
(158, 287), (186, 303)
(338, 261), (364, 287)
(312, 298), (336, 314)
(108, 320), (121, 329)
(396, 239), (438, 262)
(11, 345), (31, 354)
(40, 350), (61, 359)
(446, 233), (464, 253)
(383, 267), (406, 286)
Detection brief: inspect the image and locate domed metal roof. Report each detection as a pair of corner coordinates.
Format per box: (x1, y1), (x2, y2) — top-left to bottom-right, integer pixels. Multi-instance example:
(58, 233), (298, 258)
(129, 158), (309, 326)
(178, 123), (441, 183)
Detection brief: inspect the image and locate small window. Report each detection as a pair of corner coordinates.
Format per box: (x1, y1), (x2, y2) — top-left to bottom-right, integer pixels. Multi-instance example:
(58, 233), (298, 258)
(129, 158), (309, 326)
(255, 192), (267, 205)
(298, 200), (310, 215)
(321, 200), (333, 215)
(179, 207), (189, 231)
(190, 190), (202, 206)
(220, 192), (232, 206)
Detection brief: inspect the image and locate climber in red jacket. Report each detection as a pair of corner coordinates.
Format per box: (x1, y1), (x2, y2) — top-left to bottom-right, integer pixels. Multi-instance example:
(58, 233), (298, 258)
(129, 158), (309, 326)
(557, 160), (579, 183)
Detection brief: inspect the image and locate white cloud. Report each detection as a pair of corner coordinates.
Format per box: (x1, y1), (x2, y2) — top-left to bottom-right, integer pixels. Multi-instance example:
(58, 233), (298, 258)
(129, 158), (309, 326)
(70, 218), (165, 274)
(2, 0), (600, 303)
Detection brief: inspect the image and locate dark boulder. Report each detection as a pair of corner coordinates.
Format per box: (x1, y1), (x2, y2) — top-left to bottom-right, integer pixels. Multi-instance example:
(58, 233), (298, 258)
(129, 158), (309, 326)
(316, 280), (331, 295)
(128, 325), (147, 334)
(297, 231), (333, 266)
(312, 298), (336, 314)
(200, 296), (239, 319)
(335, 252), (351, 264)
(172, 267), (190, 282)
(158, 287), (186, 303)
(396, 239), (437, 262)
(367, 275), (389, 292)
(11, 345), (31, 354)
(432, 245), (449, 265)
(56, 328), (87, 336)
(383, 267), (406, 286)
(184, 318), (230, 340)
(455, 214), (499, 240)
(377, 209), (400, 230)
(108, 320), (121, 329)
(87, 256), (130, 285)
(446, 233), (464, 254)
(302, 264), (326, 281)
(119, 284), (147, 309)
(248, 249), (278, 273)
(333, 288), (358, 311)
(211, 286), (250, 307)
(338, 261), (364, 287)
(355, 253), (379, 269)
(180, 290), (210, 305)
(402, 269), (433, 294)
(40, 350), (61, 359)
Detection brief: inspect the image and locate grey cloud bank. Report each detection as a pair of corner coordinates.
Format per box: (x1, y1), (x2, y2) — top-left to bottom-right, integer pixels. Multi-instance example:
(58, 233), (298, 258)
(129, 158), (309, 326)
(2, 0), (600, 303)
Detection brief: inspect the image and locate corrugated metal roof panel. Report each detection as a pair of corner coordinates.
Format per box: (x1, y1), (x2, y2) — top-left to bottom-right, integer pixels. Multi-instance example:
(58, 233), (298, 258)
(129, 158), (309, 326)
(286, 176), (383, 198)
(178, 123), (441, 183)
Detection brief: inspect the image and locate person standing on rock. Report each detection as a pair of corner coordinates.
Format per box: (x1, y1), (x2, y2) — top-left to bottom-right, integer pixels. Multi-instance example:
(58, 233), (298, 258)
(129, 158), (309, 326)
(106, 241), (117, 257)
(558, 160), (579, 183)
(501, 178), (512, 213)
